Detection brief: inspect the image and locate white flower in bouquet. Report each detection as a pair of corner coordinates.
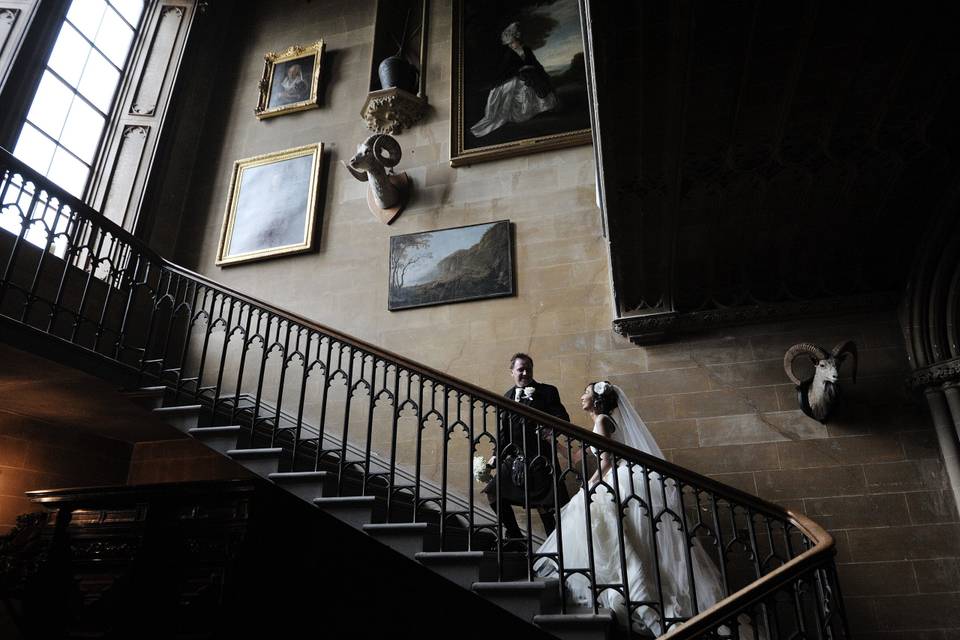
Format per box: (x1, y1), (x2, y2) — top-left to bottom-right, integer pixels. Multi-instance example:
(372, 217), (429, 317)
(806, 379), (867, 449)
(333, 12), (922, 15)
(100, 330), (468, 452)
(473, 455), (492, 482)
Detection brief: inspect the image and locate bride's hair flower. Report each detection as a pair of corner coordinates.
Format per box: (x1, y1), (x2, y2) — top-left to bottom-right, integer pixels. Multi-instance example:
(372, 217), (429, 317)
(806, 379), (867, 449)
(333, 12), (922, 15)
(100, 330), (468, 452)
(593, 381), (610, 396)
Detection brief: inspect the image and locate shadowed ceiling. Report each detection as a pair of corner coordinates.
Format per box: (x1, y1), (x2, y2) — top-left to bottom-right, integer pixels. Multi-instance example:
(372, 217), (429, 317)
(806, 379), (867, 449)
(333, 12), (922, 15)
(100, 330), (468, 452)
(585, 1), (960, 342)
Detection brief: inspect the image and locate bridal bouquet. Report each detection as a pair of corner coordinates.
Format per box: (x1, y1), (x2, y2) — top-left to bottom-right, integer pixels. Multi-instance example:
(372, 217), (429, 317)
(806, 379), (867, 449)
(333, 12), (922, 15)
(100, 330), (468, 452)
(473, 455), (493, 483)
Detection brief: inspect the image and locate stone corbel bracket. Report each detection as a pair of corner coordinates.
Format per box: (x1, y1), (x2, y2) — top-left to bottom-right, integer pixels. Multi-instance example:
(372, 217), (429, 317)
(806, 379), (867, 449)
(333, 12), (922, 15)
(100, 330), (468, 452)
(362, 88), (428, 135)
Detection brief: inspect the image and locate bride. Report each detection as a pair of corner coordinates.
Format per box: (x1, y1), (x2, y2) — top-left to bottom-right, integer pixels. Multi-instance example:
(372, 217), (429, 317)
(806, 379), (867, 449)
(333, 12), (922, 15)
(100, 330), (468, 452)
(533, 381), (726, 636)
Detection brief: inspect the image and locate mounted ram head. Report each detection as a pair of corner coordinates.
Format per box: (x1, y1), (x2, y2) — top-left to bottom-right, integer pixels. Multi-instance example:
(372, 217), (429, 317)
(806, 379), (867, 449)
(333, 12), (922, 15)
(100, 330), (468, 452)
(783, 341), (858, 424)
(344, 133), (410, 224)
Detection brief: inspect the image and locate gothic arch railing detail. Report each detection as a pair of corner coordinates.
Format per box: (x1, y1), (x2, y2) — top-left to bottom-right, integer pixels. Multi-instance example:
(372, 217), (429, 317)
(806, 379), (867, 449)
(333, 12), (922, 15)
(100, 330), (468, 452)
(0, 148), (845, 639)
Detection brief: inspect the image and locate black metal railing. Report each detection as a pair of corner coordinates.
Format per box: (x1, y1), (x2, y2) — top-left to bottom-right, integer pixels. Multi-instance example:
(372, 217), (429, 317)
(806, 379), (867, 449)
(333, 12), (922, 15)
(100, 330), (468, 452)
(0, 147), (847, 639)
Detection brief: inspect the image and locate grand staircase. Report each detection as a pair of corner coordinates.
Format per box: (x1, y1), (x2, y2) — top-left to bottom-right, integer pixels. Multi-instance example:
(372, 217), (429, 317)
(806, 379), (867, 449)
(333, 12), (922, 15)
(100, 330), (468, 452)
(0, 147), (848, 639)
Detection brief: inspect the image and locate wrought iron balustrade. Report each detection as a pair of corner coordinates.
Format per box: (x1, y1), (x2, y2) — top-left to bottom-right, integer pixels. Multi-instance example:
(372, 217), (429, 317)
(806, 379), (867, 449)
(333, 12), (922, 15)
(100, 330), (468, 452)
(0, 146), (846, 639)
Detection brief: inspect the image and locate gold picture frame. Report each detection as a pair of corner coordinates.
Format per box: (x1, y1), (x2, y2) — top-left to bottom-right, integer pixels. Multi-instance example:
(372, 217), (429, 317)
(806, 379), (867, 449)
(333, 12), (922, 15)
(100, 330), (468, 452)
(255, 40), (325, 119)
(449, 0), (591, 167)
(216, 143), (324, 267)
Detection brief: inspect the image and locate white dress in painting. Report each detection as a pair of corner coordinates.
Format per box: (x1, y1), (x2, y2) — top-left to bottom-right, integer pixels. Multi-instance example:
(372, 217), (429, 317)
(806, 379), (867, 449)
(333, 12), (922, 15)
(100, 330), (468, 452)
(470, 23), (559, 139)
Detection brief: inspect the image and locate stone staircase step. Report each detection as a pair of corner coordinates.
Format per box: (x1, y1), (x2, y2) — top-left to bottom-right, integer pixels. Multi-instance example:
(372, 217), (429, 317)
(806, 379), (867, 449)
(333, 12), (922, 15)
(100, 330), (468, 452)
(363, 522), (439, 558)
(472, 578), (561, 622)
(267, 471), (334, 503)
(534, 608), (620, 640)
(415, 551), (485, 588)
(313, 496), (378, 530)
(144, 393), (622, 637)
(478, 550), (531, 582)
(187, 426), (242, 455)
(226, 447), (283, 477)
(152, 404), (203, 433)
(124, 386), (167, 410)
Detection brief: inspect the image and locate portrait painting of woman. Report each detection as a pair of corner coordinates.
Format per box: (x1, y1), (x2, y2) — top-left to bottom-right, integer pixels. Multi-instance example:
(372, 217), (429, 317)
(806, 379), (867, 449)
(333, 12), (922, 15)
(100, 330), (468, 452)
(255, 40), (325, 119)
(451, 0), (591, 166)
(271, 60), (312, 107)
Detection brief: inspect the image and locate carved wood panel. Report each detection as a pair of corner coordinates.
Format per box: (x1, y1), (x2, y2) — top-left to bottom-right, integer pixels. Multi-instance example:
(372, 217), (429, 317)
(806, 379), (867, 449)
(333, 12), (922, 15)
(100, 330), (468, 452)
(0, 1), (37, 92)
(131, 5), (184, 116)
(0, 8), (20, 54)
(88, 1), (196, 233)
(100, 125), (150, 228)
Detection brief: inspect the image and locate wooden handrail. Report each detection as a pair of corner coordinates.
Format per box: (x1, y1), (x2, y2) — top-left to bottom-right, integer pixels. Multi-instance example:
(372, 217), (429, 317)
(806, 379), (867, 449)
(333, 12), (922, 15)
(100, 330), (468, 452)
(664, 511), (835, 638)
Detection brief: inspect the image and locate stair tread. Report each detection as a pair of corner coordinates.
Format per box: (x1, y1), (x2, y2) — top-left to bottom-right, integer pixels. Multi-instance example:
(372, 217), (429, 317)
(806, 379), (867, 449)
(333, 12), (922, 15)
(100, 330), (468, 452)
(227, 447), (283, 457)
(473, 578), (558, 592)
(534, 608), (616, 624)
(189, 425), (242, 434)
(416, 551), (485, 562)
(125, 386), (165, 396)
(313, 496), (377, 505)
(268, 471), (330, 480)
(152, 404), (202, 413)
(363, 522), (434, 532)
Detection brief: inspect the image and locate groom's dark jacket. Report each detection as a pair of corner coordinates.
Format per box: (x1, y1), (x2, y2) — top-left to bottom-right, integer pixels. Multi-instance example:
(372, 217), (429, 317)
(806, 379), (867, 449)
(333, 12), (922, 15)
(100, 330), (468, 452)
(500, 381), (569, 450)
(484, 380), (570, 508)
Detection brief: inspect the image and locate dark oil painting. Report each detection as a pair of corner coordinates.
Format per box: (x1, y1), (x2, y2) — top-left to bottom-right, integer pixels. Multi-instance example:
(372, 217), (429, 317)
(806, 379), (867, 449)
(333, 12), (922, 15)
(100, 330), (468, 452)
(388, 221), (514, 311)
(452, 0), (590, 165)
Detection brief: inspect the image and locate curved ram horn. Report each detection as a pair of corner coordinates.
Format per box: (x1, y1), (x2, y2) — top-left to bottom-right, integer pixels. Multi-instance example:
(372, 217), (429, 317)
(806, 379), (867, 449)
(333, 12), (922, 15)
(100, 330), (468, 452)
(372, 134), (402, 168)
(342, 161), (368, 182)
(783, 343), (828, 385)
(831, 340), (858, 384)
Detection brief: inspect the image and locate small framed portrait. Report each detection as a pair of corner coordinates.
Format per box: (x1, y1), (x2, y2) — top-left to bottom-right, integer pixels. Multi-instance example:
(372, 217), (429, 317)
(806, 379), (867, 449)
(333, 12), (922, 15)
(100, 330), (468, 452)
(216, 143), (324, 266)
(450, 0), (591, 166)
(388, 220), (514, 310)
(255, 40), (325, 119)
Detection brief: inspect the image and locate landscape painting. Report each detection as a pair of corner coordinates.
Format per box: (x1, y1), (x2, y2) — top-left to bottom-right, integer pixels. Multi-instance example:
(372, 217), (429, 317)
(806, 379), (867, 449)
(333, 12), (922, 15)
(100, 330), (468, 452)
(450, 0), (591, 166)
(388, 221), (514, 310)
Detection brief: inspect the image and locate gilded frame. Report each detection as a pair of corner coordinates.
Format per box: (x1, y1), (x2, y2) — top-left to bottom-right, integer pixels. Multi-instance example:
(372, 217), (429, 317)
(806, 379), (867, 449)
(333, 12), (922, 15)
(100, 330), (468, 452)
(255, 40), (325, 119)
(449, 0), (591, 167)
(216, 143), (324, 267)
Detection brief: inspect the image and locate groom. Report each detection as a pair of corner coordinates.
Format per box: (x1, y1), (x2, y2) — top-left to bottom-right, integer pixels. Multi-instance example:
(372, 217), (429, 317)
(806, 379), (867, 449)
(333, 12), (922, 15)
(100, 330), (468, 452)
(483, 352), (570, 539)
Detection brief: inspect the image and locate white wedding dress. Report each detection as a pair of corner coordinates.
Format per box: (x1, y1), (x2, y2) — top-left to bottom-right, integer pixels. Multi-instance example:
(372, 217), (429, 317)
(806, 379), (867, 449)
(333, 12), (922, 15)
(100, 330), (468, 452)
(533, 385), (727, 636)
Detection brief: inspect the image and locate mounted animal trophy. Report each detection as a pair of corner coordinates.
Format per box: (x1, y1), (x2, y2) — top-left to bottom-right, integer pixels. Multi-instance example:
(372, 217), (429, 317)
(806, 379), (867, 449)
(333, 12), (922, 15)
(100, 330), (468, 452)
(783, 341), (858, 423)
(344, 133), (410, 225)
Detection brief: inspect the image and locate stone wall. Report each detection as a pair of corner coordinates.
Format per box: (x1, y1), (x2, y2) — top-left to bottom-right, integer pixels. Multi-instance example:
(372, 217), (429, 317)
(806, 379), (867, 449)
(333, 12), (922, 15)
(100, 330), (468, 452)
(632, 312), (960, 637)
(171, 0), (606, 396)
(159, 0), (960, 636)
